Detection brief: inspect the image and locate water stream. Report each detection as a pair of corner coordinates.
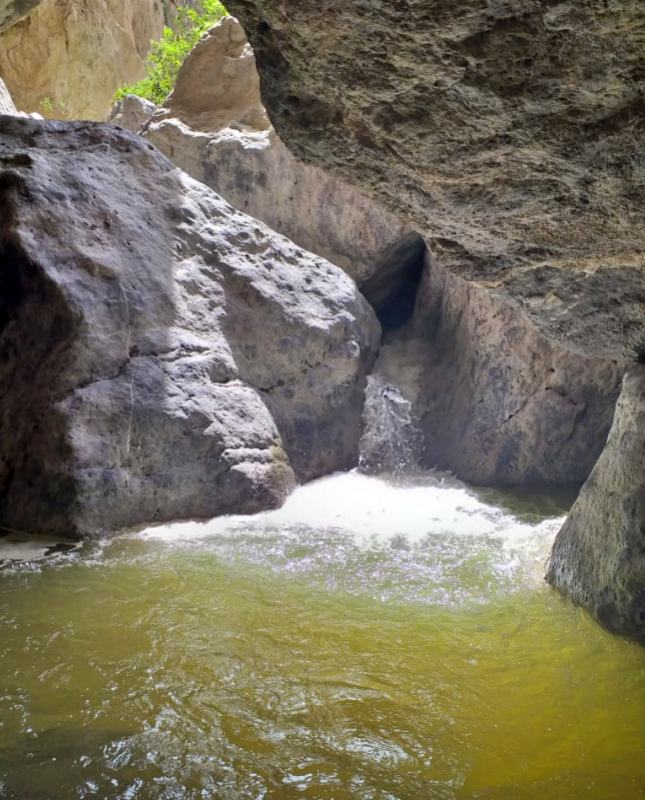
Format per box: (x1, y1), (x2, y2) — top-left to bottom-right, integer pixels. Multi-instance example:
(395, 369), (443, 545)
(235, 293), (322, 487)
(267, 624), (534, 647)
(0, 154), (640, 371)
(0, 471), (644, 799)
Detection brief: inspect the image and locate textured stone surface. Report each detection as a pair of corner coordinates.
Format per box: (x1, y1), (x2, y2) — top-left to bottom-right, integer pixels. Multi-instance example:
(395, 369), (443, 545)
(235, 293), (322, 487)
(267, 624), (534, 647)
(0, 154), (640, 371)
(0, 0), (41, 32)
(0, 0), (177, 120)
(226, 0), (645, 362)
(547, 367), (645, 643)
(0, 76), (15, 113)
(370, 253), (624, 486)
(0, 116), (379, 537)
(111, 17), (416, 287)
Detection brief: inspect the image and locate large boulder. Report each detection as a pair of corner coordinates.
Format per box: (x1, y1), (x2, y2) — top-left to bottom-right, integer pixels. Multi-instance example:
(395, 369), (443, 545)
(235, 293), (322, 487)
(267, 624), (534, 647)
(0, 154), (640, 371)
(547, 367), (645, 643)
(226, 0), (644, 363)
(111, 16), (416, 289)
(0, 116), (379, 537)
(0, 0), (184, 120)
(0, 0), (41, 32)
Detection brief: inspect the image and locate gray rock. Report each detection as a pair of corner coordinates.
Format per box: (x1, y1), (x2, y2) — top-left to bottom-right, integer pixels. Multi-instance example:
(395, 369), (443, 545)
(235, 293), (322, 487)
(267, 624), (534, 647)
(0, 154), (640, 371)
(547, 367), (645, 643)
(111, 16), (416, 288)
(0, 0), (41, 32)
(110, 94), (158, 132)
(364, 252), (623, 486)
(0, 116), (379, 537)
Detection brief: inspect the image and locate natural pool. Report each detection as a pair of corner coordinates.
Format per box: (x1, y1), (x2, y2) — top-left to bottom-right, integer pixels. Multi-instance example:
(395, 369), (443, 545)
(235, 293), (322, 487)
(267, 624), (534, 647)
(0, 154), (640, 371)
(1, 472), (644, 799)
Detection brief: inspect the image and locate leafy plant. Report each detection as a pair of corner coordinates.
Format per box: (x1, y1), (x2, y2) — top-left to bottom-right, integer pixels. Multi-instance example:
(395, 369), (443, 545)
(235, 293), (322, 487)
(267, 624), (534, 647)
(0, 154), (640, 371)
(115, 1), (228, 106)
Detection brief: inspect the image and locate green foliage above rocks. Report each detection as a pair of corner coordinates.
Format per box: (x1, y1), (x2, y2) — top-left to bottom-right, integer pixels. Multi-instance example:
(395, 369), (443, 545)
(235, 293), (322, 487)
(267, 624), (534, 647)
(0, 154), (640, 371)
(115, 1), (227, 105)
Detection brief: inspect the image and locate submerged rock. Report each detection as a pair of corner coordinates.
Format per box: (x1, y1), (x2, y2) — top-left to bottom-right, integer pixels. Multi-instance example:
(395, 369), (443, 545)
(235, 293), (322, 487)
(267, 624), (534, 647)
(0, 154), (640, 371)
(547, 367), (645, 643)
(110, 16), (415, 289)
(0, 116), (379, 537)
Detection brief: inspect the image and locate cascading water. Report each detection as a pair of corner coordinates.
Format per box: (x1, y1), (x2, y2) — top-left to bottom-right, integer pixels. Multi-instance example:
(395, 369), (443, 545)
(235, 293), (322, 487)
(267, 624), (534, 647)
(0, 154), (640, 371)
(359, 374), (423, 473)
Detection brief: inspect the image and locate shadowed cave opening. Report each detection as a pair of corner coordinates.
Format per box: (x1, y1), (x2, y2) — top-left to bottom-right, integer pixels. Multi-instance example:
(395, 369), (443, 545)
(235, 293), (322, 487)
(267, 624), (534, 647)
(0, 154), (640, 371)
(360, 232), (427, 331)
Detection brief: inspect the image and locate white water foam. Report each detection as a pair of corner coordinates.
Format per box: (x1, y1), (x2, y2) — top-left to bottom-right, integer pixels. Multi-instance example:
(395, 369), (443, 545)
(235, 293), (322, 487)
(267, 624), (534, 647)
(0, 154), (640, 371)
(135, 470), (563, 551)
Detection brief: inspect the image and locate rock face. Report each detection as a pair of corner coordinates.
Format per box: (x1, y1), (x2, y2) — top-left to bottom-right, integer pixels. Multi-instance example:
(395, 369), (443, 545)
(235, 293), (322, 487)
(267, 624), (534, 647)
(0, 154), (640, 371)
(0, 0), (42, 32)
(111, 17), (416, 288)
(0, 0), (177, 120)
(0, 116), (379, 537)
(368, 253), (623, 485)
(226, 0), (645, 363)
(547, 368), (645, 644)
(0, 76), (15, 113)
(111, 14), (625, 489)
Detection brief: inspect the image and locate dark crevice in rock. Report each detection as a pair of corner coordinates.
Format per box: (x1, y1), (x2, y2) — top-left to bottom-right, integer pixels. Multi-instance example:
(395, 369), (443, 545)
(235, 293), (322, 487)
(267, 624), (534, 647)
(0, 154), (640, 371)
(360, 233), (427, 331)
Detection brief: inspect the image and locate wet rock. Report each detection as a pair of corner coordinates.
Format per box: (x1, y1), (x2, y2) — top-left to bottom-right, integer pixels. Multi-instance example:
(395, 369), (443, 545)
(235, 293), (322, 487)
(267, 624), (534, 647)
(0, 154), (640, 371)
(226, 0), (645, 362)
(0, 116), (379, 537)
(547, 367), (645, 644)
(111, 16), (415, 288)
(407, 253), (624, 485)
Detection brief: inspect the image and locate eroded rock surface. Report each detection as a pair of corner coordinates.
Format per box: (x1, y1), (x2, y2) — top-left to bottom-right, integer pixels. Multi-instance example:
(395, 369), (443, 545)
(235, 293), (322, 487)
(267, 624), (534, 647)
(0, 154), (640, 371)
(0, 116), (379, 537)
(0, 0), (182, 120)
(226, 0), (645, 362)
(0, 76), (15, 113)
(547, 368), (645, 643)
(0, 0), (41, 32)
(111, 17), (416, 288)
(368, 253), (623, 485)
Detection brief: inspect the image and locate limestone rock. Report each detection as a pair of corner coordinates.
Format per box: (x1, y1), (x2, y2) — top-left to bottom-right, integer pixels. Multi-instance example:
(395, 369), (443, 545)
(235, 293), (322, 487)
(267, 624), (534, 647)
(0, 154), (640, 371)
(226, 0), (645, 362)
(111, 17), (415, 288)
(0, 0), (41, 32)
(547, 368), (645, 643)
(0, 0), (172, 120)
(0, 116), (379, 537)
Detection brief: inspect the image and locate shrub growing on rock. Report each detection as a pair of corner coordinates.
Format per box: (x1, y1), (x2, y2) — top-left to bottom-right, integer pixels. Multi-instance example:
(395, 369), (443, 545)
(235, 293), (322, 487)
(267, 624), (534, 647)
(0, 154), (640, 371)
(115, 0), (227, 105)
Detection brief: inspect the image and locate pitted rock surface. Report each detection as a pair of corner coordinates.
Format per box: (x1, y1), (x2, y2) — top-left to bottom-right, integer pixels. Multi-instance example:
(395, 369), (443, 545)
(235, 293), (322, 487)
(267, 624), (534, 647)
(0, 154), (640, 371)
(226, 0), (645, 361)
(0, 116), (379, 537)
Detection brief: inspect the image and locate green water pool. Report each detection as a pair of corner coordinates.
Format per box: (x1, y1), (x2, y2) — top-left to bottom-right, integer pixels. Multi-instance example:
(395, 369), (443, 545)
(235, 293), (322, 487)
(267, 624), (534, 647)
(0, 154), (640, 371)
(1, 472), (643, 799)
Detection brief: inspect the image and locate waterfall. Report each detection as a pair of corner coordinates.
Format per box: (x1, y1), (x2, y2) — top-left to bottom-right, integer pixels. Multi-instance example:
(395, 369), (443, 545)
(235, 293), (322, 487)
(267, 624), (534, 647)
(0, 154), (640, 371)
(359, 375), (423, 473)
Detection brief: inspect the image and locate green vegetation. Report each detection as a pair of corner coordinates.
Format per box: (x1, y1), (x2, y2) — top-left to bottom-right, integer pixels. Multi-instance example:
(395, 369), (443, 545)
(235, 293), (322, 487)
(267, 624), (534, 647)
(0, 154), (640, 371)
(115, 1), (228, 106)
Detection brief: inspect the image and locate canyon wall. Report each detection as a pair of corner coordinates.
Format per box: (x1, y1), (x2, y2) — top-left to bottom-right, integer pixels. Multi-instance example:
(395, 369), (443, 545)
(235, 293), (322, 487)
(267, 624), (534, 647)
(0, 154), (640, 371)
(0, 0), (42, 32)
(226, 0), (644, 363)
(0, 0), (186, 119)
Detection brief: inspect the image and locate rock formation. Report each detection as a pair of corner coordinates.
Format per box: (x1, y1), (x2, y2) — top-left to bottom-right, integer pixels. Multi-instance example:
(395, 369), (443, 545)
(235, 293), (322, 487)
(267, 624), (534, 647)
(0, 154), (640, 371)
(0, 0), (41, 32)
(0, 0), (185, 120)
(547, 367), (645, 644)
(0, 76), (15, 113)
(0, 115), (379, 537)
(221, 1), (644, 642)
(111, 14), (625, 489)
(110, 17), (417, 290)
(226, 0), (644, 363)
(367, 252), (624, 486)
